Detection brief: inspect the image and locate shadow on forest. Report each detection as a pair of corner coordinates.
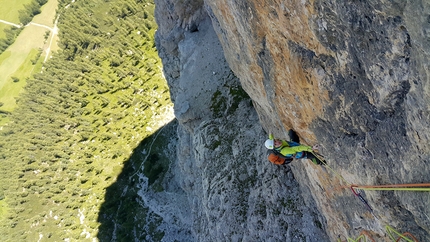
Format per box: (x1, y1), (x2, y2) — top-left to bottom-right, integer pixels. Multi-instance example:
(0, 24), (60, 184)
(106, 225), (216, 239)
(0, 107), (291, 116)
(96, 119), (178, 241)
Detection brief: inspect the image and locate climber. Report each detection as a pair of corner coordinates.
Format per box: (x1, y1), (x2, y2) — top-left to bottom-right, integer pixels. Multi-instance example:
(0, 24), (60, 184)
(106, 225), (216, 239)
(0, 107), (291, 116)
(265, 129), (323, 165)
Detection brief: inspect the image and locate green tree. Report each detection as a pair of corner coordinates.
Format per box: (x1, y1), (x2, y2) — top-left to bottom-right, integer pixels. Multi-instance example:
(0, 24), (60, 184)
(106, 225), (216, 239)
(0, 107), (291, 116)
(0, 0), (172, 240)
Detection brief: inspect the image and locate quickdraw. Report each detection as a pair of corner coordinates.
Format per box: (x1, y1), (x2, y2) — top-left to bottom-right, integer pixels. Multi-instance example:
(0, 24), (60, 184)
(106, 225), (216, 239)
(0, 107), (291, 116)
(309, 150), (427, 241)
(350, 186), (374, 216)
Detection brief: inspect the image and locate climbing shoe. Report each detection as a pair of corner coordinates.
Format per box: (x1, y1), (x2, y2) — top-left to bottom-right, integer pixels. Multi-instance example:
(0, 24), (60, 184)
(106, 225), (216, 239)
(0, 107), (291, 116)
(305, 152), (324, 165)
(311, 158), (318, 165)
(311, 157), (324, 165)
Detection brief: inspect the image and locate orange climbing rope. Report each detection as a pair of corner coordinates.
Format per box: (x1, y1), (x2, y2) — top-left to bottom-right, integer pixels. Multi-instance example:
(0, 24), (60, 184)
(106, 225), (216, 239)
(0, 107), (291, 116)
(351, 183), (430, 192)
(310, 151), (427, 241)
(337, 225), (419, 242)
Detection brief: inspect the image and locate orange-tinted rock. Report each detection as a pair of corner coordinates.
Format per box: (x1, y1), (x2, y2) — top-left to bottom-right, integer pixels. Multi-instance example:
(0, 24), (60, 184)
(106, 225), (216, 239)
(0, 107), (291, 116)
(155, 0), (430, 241)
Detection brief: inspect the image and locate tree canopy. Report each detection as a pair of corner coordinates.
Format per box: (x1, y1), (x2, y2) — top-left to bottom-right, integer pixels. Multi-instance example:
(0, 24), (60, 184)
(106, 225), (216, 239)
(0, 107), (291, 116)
(0, 0), (172, 240)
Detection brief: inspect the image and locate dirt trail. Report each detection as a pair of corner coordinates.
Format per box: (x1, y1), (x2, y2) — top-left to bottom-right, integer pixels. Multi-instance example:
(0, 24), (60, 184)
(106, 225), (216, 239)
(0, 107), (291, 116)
(0, 19), (21, 28)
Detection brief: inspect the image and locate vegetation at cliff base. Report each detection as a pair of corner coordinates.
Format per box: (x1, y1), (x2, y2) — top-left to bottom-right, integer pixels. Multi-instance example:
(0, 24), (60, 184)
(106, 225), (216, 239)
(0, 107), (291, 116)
(0, 0), (172, 240)
(97, 121), (178, 241)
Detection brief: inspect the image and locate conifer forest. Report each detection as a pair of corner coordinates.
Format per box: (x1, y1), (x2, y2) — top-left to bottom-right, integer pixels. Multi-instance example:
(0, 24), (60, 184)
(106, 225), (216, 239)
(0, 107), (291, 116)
(0, 0), (173, 240)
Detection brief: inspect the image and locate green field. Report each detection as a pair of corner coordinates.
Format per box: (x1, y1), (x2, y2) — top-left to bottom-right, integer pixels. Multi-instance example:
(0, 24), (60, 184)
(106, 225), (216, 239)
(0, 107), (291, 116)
(0, 24), (47, 114)
(0, 49), (41, 110)
(0, 0), (33, 23)
(32, 0), (58, 26)
(0, 0), (58, 124)
(0, 0), (33, 39)
(0, 23), (7, 39)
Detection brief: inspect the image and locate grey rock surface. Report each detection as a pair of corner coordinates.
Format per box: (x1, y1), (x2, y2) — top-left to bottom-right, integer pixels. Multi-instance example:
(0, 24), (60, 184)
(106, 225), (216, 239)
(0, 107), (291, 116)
(154, 0), (430, 241)
(155, 3), (328, 241)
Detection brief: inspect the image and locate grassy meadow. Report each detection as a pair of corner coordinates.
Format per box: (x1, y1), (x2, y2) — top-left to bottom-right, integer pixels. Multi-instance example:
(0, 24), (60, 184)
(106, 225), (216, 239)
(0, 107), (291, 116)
(0, 0), (58, 124)
(0, 0), (33, 23)
(32, 0), (58, 26)
(0, 0), (32, 39)
(0, 23), (7, 39)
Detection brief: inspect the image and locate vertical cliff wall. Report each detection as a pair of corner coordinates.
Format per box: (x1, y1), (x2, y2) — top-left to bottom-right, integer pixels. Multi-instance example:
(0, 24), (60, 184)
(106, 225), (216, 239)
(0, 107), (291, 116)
(154, 0), (328, 241)
(155, 0), (430, 241)
(204, 0), (430, 240)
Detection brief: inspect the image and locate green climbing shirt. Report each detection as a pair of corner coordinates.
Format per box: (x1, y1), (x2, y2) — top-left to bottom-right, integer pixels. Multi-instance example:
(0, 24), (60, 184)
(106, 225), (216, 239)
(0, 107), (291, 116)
(269, 134), (312, 158)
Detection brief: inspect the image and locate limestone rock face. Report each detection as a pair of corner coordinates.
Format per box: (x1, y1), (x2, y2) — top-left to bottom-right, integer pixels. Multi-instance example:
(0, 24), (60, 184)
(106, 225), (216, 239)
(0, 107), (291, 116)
(155, 2), (327, 241)
(155, 0), (430, 241)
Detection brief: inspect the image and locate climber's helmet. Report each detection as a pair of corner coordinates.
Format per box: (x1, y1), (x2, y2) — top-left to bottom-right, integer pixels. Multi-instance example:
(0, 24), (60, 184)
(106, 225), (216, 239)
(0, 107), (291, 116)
(265, 139), (274, 149)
